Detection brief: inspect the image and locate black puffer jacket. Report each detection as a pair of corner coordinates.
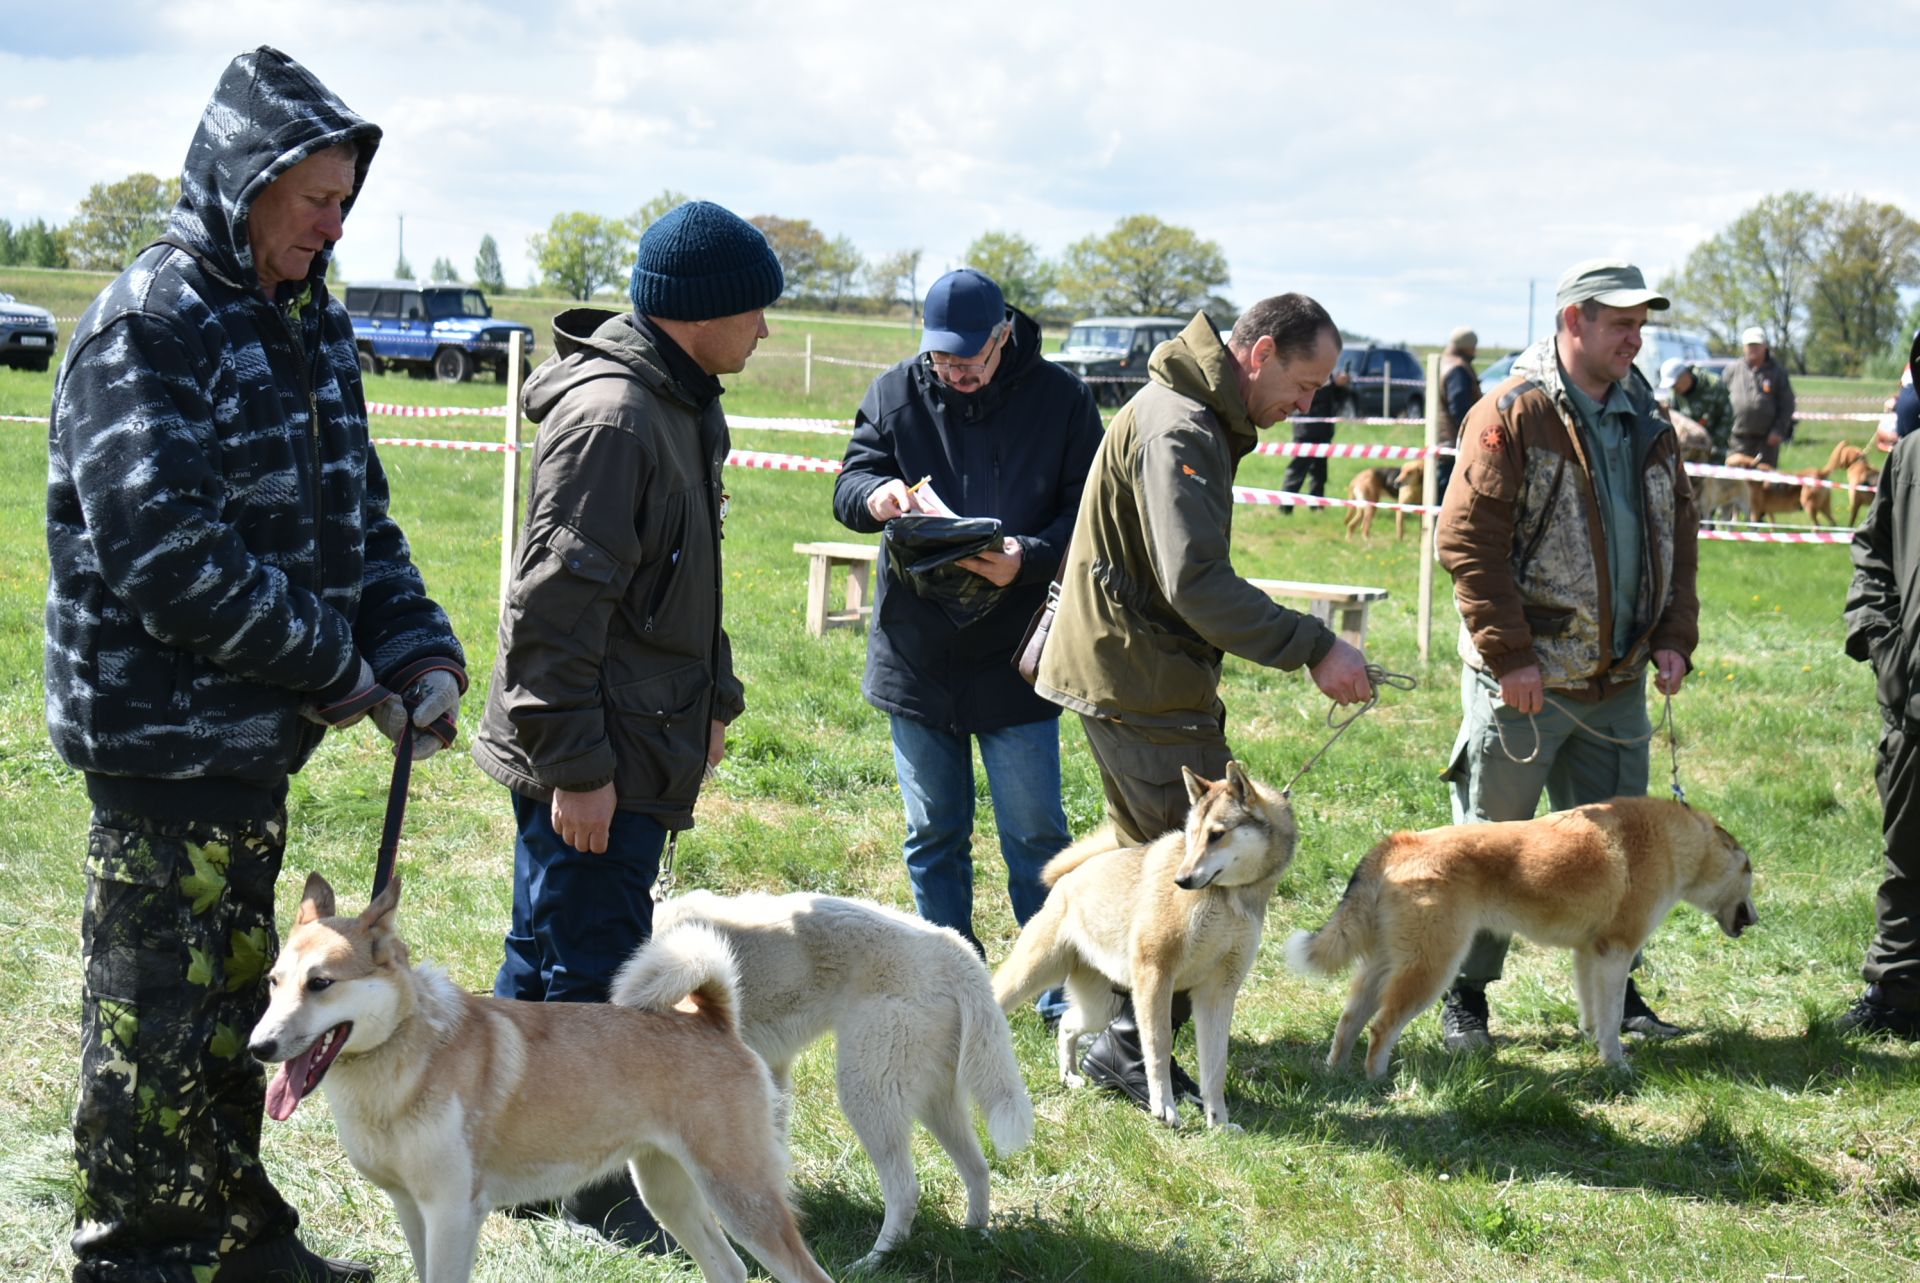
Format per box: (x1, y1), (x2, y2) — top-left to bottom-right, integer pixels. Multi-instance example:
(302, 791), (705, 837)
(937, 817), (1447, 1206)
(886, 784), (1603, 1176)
(45, 46), (462, 818)
(832, 309), (1103, 733)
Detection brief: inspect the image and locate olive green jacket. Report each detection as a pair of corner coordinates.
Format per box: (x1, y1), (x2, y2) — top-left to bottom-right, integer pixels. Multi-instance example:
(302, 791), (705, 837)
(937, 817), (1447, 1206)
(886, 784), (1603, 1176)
(1035, 313), (1335, 728)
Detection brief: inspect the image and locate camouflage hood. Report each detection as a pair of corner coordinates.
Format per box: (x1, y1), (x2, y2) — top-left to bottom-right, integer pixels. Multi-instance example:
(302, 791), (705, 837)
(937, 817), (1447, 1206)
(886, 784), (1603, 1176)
(167, 46), (382, 292)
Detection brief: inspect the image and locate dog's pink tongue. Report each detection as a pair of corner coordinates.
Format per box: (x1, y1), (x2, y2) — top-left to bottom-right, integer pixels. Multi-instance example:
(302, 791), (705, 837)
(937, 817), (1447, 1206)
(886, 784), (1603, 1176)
(265, 1050), (312, 1122)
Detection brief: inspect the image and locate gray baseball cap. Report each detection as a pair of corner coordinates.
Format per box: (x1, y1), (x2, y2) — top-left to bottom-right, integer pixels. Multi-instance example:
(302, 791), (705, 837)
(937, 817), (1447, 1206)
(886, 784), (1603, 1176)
(1554, 258), (1670, 311)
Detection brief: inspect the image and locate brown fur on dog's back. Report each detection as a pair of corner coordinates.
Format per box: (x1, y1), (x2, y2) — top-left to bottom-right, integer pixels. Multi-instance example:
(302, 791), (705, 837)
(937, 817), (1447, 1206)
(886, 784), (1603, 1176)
(1287, 798), (1756, 1080)
(1343, 460), (1422, 541)
(1826, 442), (1880, 524)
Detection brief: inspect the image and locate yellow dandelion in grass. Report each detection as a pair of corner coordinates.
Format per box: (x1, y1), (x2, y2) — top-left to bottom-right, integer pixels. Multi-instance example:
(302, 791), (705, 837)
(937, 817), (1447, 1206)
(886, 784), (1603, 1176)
(1752, 594), (1762, 602)
(1803, 665), (1812, 672)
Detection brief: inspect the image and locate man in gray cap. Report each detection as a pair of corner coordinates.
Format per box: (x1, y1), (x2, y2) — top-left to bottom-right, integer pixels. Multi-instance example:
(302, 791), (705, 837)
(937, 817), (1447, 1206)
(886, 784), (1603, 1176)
(1434, 258), (1701, 1052)
(472, 198), (782, 1248)
(1725, 325), (1796, 465)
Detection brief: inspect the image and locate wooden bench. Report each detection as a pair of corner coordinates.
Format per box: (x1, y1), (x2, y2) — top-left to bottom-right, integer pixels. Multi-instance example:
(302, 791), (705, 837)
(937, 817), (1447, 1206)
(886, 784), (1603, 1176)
(794, 541), (879, 636)
(1245, 578), (1389, 650)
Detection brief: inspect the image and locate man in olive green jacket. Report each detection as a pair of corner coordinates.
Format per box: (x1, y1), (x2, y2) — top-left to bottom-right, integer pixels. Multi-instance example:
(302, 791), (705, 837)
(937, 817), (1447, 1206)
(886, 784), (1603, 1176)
(1035, 294), (1373, 1107)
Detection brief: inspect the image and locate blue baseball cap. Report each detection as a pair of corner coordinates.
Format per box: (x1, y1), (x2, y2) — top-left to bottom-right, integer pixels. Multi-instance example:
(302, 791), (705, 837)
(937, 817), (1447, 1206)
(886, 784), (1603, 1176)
(920, 268), (1006, 356)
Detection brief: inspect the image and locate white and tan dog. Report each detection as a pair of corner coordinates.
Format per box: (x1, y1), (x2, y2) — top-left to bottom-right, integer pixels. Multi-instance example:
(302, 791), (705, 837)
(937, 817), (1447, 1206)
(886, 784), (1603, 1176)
(613, 891), (1032, 1272)
(1286, 797), (1757, 1080)
(992, 762), (1296, 1128)
(247, 874), (834, 1283)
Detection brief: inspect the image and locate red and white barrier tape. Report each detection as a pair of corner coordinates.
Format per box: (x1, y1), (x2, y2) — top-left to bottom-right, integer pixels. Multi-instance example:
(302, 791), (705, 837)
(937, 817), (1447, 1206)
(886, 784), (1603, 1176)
(371, 436), (513, 453)
(1254, 440), (1439, 461)
(1233, 485), (1435, 515)
(1795, 411), (1884, 423)
(1697, 527), (1852, 544)
(365, 401), (507, 418)
(1688, 459), (1875, 492)
(726, 448), (843, 474)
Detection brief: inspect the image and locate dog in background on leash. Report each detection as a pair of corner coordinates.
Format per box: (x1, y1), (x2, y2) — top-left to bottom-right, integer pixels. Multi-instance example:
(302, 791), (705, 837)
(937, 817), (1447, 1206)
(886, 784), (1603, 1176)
(1286, 797), (1756, 1080)
(613, 890), (1031, 1272)
(1344, 459), (1424, 541)
(247, 874), (834, 1283)
(993, 762), (1295, 1128)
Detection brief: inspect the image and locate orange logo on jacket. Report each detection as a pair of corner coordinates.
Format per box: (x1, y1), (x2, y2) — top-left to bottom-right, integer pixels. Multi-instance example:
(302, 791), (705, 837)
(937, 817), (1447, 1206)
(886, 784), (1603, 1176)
(1181, 463), (1209, 485)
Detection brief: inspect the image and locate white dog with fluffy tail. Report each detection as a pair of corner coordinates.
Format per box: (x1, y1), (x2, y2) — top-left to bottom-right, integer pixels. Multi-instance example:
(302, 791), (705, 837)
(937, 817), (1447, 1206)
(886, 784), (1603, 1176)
(613, 890), (1033, 1272)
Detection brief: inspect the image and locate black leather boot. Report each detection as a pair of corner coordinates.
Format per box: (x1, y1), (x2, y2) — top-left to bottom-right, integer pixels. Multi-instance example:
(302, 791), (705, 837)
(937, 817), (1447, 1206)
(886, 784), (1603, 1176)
(561, 1173), (676, 1254)
(212, 1236), (374, 1282)
(1078, 992), (1201, 1109)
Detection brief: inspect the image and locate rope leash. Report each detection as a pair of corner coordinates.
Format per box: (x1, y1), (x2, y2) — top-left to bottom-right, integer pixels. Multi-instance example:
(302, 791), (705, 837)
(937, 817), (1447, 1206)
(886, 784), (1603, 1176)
(1282, 664), (1418, 797)
(1490, 689), (1686, 805)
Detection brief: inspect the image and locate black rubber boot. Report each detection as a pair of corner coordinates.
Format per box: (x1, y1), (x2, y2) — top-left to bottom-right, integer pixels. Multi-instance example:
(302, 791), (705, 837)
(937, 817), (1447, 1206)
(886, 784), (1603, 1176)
(1620, 978), (1686, 1038)
(561, 1173), (677, 1254)
(1078, 993), (1201, 1109)
(212, 1236), (374, 1282)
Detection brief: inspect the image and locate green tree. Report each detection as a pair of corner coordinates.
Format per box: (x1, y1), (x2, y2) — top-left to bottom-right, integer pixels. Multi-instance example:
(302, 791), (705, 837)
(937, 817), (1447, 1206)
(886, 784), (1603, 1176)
(749, 215), (829, 301)
(1663, 192), (1825, 371)
(430, 256), (459, 283)
(15, 218), (70, 269)
(816, 234), (863, 310)
(630, 188), (691, 237)
(1805, 198), (1920, 376)
(474, 234), (505, 292)
(865, 248), (922, 319)
(963, 230), (1055, 313)
(529, 211), (634, 301)
(64, 172), (179, 271)
(0, 219), (16, 266)
(395, 252), (414, 279)
(1057, 214), (1229, 317)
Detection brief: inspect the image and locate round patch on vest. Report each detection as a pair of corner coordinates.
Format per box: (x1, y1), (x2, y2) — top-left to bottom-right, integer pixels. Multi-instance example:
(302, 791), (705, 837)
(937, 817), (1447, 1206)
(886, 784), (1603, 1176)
(1479, 423), (1509, 453)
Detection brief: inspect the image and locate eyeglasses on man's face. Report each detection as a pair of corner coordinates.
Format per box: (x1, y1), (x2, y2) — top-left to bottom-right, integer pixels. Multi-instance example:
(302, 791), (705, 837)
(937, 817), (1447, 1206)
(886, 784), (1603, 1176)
(928, 330), (1004, 374)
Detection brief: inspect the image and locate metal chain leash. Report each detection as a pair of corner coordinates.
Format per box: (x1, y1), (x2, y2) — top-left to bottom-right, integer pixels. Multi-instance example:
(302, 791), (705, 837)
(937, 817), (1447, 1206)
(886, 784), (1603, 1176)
(1282, 664), (1419, 797)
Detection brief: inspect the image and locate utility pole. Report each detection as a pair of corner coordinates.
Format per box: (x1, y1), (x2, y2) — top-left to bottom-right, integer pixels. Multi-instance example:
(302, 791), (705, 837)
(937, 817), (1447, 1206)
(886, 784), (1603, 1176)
(398, 213), (406, 278)
(1526, 278), (1536, 346)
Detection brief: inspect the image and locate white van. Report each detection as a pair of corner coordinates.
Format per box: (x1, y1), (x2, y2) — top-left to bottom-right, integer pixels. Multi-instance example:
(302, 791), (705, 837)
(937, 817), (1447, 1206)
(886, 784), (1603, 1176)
(1634, 326), (1714, 389)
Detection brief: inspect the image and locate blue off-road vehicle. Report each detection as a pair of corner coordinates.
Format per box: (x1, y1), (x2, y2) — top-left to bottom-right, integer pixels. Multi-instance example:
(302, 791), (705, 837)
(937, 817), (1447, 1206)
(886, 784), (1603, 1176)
(342, 281), (536, 382)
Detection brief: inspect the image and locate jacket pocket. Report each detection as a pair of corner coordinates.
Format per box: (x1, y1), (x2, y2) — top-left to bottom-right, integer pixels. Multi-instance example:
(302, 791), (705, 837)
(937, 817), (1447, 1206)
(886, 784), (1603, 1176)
(1870, 629), (1912, 717)
(1522, 605), (1575, 638)
(509, 523), (616, 634)
(605, 661), (712, 811)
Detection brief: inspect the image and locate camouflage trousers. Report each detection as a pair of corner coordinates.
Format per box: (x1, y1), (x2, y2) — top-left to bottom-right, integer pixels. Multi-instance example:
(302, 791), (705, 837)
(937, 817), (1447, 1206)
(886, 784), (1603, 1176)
(72, 808), (299, 1283)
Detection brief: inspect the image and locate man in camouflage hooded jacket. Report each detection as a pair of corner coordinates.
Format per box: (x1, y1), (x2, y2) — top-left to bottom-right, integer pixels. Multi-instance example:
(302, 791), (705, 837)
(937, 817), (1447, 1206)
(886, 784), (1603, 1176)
(46, 48), (464, 1283)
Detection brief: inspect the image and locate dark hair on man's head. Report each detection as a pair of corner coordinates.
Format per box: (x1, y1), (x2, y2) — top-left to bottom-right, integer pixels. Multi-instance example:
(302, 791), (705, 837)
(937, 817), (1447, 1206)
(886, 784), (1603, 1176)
(1230, 293), (1338, 362)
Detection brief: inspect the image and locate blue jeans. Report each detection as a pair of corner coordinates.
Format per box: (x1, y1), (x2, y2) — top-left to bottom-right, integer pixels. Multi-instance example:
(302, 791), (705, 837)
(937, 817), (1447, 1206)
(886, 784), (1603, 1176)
(494, 790), (665, 1004)
(890, 714), (1070, 1021)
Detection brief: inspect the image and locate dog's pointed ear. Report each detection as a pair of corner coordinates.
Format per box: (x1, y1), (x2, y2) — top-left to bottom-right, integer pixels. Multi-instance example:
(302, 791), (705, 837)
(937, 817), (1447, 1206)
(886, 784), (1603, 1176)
(297, 873), (335, 925)
(359, 874), (402, 933)
(1183, 765), (1210, 805)
(1224, 760), (1251, 801)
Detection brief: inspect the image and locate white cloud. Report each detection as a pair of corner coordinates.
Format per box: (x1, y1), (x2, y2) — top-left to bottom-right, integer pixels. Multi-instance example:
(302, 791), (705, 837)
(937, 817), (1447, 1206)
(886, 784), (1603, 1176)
(5, 1), (1919, 343)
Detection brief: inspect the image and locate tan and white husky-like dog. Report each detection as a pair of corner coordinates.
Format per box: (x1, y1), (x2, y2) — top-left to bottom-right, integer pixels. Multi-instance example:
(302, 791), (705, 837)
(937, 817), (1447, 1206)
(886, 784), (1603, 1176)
(1286, 797), (1758, 1080)
(992, 761), (1296, 1128)
(612, 890), (1032, 1271)
(247, 874), (834, 1283)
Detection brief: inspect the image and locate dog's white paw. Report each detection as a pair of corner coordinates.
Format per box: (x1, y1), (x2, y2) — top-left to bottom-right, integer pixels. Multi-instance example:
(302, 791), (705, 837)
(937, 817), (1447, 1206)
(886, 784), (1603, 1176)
(1152, 1102), (1181, 1127)
(847, 1249), (888, 1274)
(1061, 1070), (1086, 1089)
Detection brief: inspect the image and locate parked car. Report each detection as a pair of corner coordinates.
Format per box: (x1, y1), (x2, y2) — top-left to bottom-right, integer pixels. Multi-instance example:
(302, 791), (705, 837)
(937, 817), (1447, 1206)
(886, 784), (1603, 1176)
(1047, 316), (1185, 405)
(0, 291), (60, 372)
(1332, 343), (1425, 418)
(342, 281), (536, 382)
(1477, 350), (1522, 388)
(1633, 325), (1713, 390)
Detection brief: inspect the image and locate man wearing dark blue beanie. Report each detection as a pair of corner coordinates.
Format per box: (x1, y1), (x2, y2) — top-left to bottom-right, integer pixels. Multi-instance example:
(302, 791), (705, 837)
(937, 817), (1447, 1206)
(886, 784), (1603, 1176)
(473, 199), (782, 1251)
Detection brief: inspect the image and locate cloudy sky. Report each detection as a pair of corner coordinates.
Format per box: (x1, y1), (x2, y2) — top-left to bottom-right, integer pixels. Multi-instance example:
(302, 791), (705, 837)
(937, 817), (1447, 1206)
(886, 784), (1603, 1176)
(4, 1), (1915, 346)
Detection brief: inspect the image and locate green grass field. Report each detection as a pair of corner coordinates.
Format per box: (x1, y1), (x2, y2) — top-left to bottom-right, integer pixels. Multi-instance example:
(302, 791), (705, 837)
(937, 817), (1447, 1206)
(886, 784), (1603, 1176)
(1, 268), (1915, 1282)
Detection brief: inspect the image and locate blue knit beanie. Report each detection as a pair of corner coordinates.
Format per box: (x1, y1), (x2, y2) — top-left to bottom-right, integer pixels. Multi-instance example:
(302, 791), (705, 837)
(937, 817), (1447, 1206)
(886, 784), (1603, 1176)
(630, 200), (785, 320)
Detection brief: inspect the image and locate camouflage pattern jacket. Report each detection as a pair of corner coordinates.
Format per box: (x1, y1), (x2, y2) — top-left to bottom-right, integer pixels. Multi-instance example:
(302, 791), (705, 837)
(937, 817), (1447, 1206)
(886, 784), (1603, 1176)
(1437, 338), (1699, 699)
(1670, 370), (1735, 457)
(45, 47), (463, 818)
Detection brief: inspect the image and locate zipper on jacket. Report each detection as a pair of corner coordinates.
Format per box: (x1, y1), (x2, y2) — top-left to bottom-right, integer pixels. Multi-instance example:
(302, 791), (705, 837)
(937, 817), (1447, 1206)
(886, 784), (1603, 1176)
(273, 301), (327, 591)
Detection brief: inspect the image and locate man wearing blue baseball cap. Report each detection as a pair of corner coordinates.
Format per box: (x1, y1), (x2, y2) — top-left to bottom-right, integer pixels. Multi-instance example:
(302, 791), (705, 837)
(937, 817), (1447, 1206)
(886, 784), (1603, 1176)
(473, 198), (782, 1249)
(833, 268), (1102, 1012)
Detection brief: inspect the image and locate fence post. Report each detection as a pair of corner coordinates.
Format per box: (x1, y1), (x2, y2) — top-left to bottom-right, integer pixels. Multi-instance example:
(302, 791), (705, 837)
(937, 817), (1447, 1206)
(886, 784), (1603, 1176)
(499, 332), (526, 612)
(805, 333), (813, 398)
(1418, 352), (1439, 666)
(1381, 364), (1391, 418)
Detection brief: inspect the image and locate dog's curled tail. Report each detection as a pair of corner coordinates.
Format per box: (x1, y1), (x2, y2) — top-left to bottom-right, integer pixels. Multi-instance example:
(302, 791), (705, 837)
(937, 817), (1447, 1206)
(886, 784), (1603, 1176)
(955, 967), (1034, 1155)
(1284, 851), (1382, 979)
(608, 924), (741, 1035)
(1041, 825), (1126, 887)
